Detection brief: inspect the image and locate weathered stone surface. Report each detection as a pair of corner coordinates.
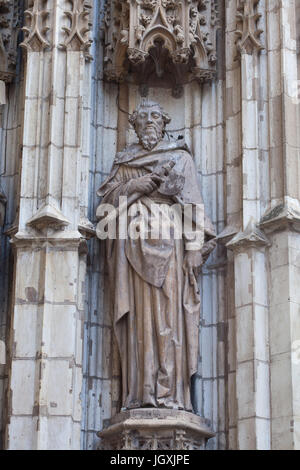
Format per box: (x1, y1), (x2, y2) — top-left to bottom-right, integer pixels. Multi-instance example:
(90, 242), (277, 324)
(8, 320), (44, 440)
(0, 0), (299, 452)
(0, 0), (21, 82)
(96, 99), (216, 415)
(103, 0), (220, 90)
(98, 408), (215, 450)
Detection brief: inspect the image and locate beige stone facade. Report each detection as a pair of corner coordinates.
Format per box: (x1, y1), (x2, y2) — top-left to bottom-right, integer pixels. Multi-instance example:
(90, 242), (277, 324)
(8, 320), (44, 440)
(0, 0), (300, 450)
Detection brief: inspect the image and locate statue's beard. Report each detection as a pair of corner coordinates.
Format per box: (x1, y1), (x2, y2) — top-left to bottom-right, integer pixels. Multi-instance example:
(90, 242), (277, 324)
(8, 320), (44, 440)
(138, 127), (163, 150)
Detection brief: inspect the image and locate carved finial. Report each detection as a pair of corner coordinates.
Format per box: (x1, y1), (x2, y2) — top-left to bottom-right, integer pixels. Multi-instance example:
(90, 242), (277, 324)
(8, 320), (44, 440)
(60, 0), (93, 61)
(20, 0), (50, 52)
(236, 0), (264, 55)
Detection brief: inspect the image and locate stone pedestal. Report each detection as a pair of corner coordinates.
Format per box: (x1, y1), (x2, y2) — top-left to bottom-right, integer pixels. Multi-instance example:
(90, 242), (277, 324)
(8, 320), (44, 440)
(98, 409), (215, 450)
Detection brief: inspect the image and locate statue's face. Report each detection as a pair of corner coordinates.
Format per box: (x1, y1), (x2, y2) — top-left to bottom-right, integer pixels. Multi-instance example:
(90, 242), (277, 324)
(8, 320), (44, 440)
(135, 105), (164, 150)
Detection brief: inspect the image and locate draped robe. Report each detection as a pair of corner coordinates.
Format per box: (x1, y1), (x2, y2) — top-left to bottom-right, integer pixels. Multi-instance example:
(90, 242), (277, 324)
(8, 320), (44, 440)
(97, 140), (215, 411)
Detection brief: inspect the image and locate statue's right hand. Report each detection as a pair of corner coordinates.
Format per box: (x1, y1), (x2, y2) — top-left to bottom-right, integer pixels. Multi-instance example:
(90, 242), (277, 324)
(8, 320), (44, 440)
(128, 174), (163, 195)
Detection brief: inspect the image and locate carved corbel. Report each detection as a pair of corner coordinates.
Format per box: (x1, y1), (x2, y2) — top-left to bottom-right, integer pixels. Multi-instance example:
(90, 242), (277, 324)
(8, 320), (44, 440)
(235, 0), (264, 56)
(60, 0), (93, 61)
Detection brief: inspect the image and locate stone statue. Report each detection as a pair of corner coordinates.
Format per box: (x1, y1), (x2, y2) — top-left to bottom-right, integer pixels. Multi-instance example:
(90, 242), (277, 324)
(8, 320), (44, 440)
(97, 100), (216, 413)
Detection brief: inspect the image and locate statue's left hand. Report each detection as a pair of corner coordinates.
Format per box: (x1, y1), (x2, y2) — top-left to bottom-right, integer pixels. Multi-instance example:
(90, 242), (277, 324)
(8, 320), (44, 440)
(183, 251), (203, 285)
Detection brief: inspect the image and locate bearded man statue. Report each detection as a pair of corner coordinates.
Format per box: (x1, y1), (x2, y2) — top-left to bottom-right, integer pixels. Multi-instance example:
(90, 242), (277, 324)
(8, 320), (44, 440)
(96, 100), (216, 412)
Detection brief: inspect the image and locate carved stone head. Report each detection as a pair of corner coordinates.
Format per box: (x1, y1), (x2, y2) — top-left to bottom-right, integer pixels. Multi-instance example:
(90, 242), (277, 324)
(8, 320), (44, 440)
(129, 99), (171, 150)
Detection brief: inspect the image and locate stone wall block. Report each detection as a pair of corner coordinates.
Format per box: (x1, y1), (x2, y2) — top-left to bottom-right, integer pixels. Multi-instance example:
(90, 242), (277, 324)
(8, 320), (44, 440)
(10, 359), (35, 415)
(13, 305), (40, 358)
(7, 417), (38, 450)
(47, 360), (74, 416)
(44, 249), (78, 304)
(271, 353), (293, 419)
(236, 305), (254, 362)
(236, 361), (255, 419)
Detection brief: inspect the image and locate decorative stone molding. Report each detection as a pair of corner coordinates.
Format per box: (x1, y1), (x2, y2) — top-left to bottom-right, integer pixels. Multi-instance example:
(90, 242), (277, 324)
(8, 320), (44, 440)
(260, 198), (300, 234)
(26, 203), (70, 232)
(103, 0), (219, 89)
(235, 0), (263, 55)
(98, 409), (215, 450)
(226, 218), (270, 252)
(0, 0), (21, 83)
(11, 228), (83, 248)
(21, 0), (50, 52)
(61, 0), (93, 60)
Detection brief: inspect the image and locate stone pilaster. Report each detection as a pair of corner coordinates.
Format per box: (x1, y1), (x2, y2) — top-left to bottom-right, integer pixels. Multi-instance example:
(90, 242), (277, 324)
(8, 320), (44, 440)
(227, 222), (271, 450)
(223, 0), (271, 450)
(4, 0), (94, 450)
(218, 0), (242, 246)
(259, 0), (300, 450)
(261, 221), (300, 450)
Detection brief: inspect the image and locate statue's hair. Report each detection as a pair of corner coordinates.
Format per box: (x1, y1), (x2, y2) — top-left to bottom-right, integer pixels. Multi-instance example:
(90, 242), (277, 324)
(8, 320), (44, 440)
(129, 99), (171, 130)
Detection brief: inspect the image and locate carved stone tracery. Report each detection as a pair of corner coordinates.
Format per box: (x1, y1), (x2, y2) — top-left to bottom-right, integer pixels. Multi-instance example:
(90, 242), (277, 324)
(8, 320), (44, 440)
(98, 409), (215, 451)
(61, 0), (93, 60)
(21, 0), (50, 52)
(103, 0), (219, 88)
(0, 0), (21, 83)
(236, 0), (263, 55)
(21, 1), (93, 58)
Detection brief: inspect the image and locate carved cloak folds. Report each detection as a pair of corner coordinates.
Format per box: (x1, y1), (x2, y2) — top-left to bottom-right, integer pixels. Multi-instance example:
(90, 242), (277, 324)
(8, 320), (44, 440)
(97, 141), (215, 411)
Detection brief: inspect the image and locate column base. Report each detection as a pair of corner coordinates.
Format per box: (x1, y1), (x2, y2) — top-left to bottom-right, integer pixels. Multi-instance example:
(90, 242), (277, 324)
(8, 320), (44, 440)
(97, 408), (215, 450)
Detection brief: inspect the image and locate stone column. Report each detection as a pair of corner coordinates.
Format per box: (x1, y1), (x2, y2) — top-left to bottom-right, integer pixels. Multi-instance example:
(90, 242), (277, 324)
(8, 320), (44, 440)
(4, 0), (93, 450)
(225, 0), (271, 450)
(260, 0), (300, 450)
(0, 82), (5, 106)
(227, 228), (271, 450)
(218, 0), (244, 449)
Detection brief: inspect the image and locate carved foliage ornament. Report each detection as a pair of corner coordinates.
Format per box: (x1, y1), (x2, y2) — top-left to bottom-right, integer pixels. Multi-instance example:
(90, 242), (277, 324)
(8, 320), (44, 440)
(0, 0), (21, 82)
(236, 0), (263, 55)
(103, 0), (219, 84)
